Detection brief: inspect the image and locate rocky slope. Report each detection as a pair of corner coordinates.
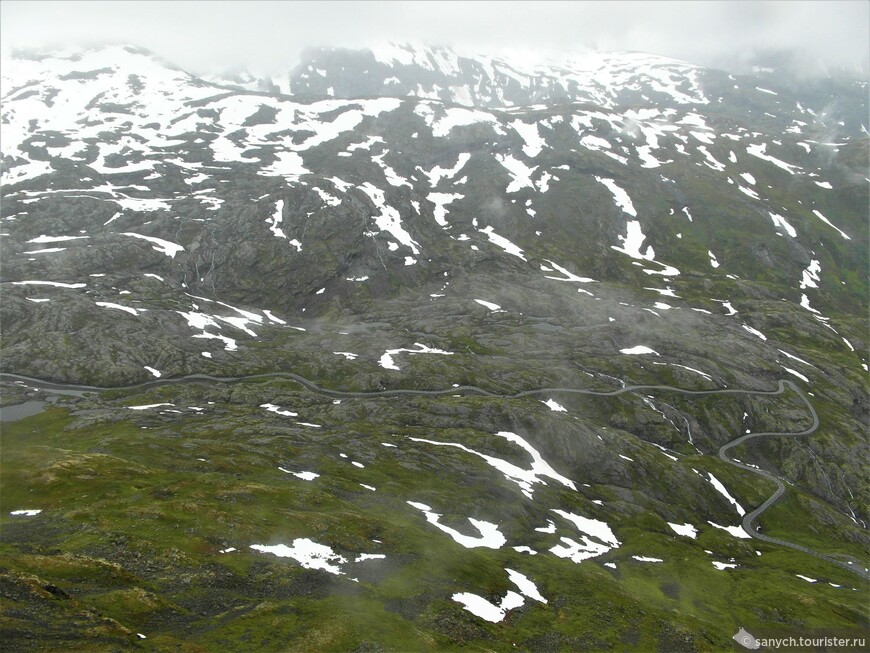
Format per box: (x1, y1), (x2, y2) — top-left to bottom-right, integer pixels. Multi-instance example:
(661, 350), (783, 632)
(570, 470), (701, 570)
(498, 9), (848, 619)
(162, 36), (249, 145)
(1, 43), (867, 651)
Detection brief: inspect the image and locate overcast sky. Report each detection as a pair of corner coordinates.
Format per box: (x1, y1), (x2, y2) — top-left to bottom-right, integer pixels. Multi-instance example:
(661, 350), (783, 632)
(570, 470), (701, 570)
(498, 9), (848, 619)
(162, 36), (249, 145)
(2, 1), (867, 77)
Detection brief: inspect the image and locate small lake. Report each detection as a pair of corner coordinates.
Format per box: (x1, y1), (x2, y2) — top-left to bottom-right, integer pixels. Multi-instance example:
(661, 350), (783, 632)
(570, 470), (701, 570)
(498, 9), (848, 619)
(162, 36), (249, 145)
(0, 401), (47, 423)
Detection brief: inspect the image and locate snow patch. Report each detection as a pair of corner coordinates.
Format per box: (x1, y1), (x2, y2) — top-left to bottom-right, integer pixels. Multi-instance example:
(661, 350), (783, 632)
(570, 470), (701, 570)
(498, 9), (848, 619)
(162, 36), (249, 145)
(712, 561), (738, 570)
(477, 225), (526, 260)
(620, 346), (659, 356)
(261, 403), (298, 417)
(612, 221), (654, 260)
(409, 431), (576, 500)
(406, 501), (506, 549)
(667, 522), (698, 538)
(495, 153), (537, 192)
(379, 343), (453, 370)
(746, 142), (800, 173)
(121, 232), (184, 258)
(707, 521), (751, 539)
(552, 509), (619, 547)
(707, 473), (746, 516)
(769, 212), (797, 238)
(799, 260), (820, 289)
(595, 176), (637, 216)
(358, 182), (420, 255)
(811, 209), (850, 240)
(542, 399), (567, 412)
(542, 260), (597, 283)
(279, 469), (319, 481)
(474, 299), (503, 311)
(452, 591), (524, 623)
(95, 302), (140, 316)
(251, 539), (347, 575)
(741, 324), (767, 341)
(506, 568), (547, 604)
(12, 280), (86, 289)
(511, 120), (546, 157)
(782, 367), (810, 383)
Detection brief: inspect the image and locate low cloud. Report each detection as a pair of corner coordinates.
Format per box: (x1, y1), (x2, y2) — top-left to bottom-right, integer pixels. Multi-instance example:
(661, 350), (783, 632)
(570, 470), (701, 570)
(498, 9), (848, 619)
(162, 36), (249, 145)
(1, 1), (867, 77)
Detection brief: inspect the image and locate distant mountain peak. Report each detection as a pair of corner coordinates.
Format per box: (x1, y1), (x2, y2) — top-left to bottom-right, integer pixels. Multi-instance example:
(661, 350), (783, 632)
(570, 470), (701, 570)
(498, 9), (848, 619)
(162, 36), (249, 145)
(281, 42), (711, 110)
(0, 36), (867, 652)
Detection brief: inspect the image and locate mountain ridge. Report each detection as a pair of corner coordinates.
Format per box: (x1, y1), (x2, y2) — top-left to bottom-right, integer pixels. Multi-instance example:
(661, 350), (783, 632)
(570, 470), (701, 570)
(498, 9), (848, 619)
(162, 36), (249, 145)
(1, 41), (867, 651)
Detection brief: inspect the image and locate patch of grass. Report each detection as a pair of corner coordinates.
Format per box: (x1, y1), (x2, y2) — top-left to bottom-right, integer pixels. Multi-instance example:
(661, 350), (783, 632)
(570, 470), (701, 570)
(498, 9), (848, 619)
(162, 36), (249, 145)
(1, 387), (866, 651)
(757, 492), (870, 561)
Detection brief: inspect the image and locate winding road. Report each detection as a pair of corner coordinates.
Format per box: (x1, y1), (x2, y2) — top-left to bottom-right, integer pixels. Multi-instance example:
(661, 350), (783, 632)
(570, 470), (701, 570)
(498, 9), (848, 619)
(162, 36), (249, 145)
(2, 371), (867, 580)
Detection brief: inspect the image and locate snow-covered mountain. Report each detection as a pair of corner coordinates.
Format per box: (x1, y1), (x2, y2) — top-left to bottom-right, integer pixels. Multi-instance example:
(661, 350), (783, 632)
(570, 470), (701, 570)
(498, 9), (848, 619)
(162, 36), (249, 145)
(287, 43), (714, 109)
(2, 44), (864, 343)
(1, 43), (867, 651)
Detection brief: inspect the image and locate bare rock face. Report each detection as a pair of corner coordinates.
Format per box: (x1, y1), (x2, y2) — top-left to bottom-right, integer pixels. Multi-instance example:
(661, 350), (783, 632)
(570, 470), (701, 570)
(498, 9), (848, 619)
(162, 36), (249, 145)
(1, 43), (867, 651)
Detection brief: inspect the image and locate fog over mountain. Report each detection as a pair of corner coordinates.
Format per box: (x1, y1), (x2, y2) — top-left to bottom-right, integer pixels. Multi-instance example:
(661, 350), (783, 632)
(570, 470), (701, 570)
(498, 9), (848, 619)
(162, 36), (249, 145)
(1, 2), (867, 651)
(2, 0), (868, 78)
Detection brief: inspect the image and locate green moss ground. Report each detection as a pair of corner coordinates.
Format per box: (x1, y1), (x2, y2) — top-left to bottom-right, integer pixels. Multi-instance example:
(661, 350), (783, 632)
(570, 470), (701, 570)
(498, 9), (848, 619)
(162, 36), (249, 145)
(2, 387), (866, 651)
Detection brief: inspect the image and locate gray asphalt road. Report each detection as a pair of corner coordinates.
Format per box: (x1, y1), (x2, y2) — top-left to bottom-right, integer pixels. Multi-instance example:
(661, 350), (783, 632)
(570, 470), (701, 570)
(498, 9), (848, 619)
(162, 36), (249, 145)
(2, 372), (867, 580)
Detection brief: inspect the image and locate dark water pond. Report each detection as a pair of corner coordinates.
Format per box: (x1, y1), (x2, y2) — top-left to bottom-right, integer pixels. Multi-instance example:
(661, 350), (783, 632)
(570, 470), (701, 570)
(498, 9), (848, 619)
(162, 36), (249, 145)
(0, 400), (46, 423)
